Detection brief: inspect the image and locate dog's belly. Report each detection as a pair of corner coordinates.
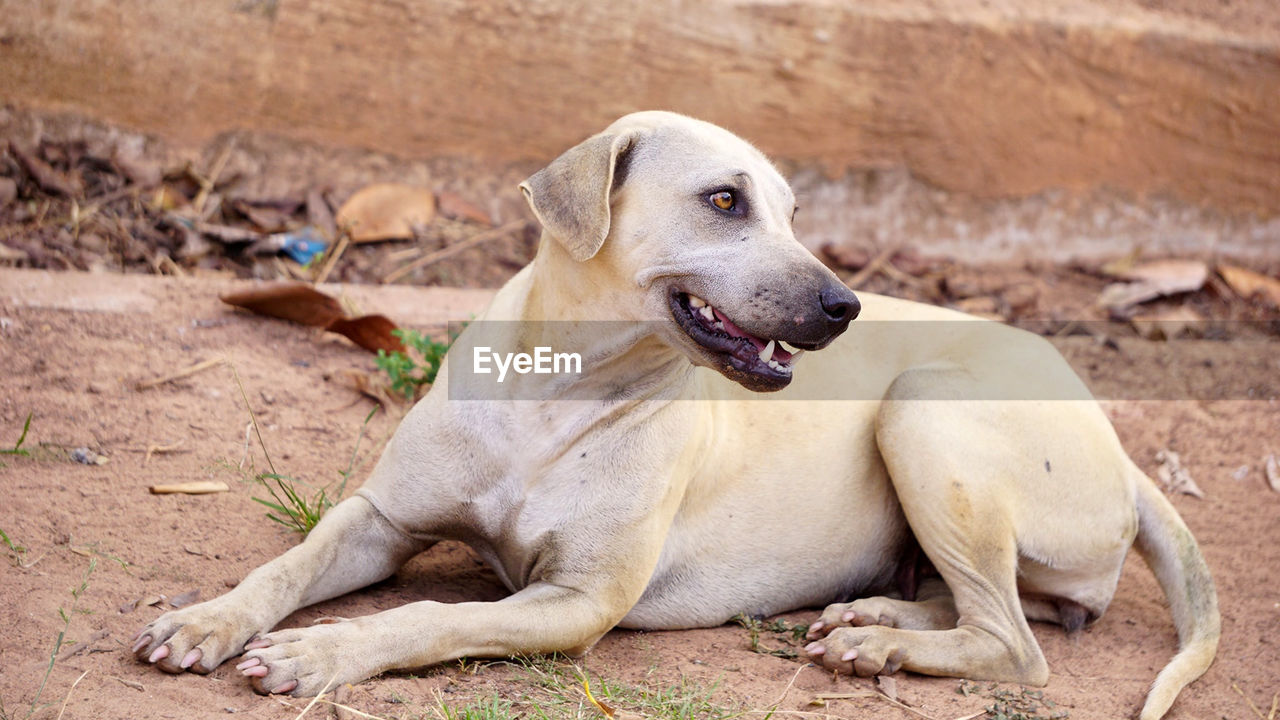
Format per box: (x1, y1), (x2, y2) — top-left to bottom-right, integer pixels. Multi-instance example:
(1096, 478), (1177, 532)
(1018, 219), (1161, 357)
(620, 399), (907, 630)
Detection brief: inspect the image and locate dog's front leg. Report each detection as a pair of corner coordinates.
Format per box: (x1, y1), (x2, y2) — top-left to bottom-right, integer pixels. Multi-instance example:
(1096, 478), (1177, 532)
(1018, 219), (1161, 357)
(133, 496), (426, 680)
(234, 578), (632, 696)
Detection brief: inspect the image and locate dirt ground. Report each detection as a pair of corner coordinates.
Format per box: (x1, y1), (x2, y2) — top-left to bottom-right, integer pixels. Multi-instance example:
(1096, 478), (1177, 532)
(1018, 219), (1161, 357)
(0, 266), (1277, 720)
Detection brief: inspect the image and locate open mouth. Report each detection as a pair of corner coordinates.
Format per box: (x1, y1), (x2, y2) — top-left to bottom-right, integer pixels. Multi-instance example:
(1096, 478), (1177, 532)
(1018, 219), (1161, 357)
(669, 290), (803, 389)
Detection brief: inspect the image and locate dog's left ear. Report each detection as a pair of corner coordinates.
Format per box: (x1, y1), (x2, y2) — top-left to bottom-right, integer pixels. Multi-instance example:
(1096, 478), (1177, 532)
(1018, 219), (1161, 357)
(519, 131), (637, 262)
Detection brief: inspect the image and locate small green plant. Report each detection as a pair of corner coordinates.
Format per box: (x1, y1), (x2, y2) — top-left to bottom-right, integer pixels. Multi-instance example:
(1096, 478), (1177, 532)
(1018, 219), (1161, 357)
(0, 528), (34, 568)
(253, 405), (380, 534)
(1, 413), (32, 457)
(732, 614), (809, 659)
(375, 327), (460, 399)
(1, 558), (97, 720)
(231, 364), (378, 535)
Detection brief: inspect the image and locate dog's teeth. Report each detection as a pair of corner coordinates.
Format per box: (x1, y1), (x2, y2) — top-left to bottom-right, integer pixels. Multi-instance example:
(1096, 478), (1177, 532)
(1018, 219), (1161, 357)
(699, 305), (715, 321)
(688, 295), (706, 308)
(714, 321), (725, 331)
(779, 340), (803, 355)
(759, 340), (775, 363)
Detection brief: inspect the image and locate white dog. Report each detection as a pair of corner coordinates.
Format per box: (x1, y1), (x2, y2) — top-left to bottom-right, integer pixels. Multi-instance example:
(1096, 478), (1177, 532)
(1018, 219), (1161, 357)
(135, 112), (1218, 720)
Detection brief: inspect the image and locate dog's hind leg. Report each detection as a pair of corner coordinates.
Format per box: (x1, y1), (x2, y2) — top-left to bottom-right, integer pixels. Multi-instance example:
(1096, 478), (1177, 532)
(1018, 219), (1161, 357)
(133, 495), (428, 682)
(806, 368), (1050, 684)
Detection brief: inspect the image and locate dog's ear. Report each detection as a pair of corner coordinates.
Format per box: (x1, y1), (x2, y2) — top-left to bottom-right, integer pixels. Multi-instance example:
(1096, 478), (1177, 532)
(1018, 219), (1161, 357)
(519, 131), (637, 262)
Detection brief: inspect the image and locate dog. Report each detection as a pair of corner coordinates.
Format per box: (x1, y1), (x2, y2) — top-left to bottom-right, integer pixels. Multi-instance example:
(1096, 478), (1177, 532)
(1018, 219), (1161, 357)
(134, 111), (1218, 720)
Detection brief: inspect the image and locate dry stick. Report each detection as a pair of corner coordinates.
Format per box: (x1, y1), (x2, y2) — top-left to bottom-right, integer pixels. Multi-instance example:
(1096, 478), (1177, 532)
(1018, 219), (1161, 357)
(193, 137), (237, 215)
(313, 230), (352, 285)
(845, 243), (902, 289)
(382, 219), (531, 284)
(143, 439), (185, 465)
(316, 699), (392, 720)
(289, 672), (342, 720)
(54, 669), (90, 720)
(1268, 693), (1278, 720)
(135, 357), (224, 390)
(1235, 683), (1270, 720)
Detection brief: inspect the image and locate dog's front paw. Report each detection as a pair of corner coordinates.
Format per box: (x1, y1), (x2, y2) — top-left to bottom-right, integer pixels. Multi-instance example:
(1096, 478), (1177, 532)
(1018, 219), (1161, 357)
(133, 600), (261, 675)
(804, 626), (905, 677)
(237, 620), (369, 696)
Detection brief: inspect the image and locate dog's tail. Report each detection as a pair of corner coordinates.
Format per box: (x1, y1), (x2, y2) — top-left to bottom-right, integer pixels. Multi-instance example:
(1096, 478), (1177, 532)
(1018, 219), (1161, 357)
(1132, 466), (1220, 720)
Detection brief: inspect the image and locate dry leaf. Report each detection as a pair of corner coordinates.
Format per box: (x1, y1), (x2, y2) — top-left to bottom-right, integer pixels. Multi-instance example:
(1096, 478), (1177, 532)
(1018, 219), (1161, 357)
(1155, 449), (1205, 499)
(336, 183), (436, 242)
(142, 594), (165, 607)
(326, 314), (406, 354)
(1218, 264), (1280, 308)
(437, 190), (492, 226)
(1097, 259), (1208, 312)
(1265, 454), (1279, 493)
(9, 141), (80, 196)
(149, 481), (230, 495)
(169, 589), (201, 608)
(221, 283), (345, 328)
(821, 242), (872, 270)
(875, 675), (899, 702)
(1131, 306), (1202, 340)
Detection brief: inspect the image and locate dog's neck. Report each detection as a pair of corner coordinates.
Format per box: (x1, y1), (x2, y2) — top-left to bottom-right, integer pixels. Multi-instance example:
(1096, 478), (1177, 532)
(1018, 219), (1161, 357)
(486, 236), (694, 403)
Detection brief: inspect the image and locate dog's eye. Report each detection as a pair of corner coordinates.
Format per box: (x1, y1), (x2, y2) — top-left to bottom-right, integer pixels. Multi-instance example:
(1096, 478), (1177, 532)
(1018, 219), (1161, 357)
(709, 191), (736, 212)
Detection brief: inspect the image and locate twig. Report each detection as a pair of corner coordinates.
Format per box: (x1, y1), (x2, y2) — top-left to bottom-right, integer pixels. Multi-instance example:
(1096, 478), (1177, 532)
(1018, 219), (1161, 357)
(193, 138), (237, 215)
(845, 243), (901, 289)
(316, 698), (392, 720)
(313, 230), (351, 285)
(1235, 683), (1270, 720)
(770, 664), (807, 709)
(107, 675), (144, 691)
(382, 219), (531, 283)
(135, 357), (224, 390)
(290, 672), (341, 720)
(54, 669), (89, 720)
(143, 439), (185, 465)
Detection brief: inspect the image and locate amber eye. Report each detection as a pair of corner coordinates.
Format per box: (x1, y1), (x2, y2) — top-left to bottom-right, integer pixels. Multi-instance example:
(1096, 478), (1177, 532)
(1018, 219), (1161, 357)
(709, 191), (736, 212)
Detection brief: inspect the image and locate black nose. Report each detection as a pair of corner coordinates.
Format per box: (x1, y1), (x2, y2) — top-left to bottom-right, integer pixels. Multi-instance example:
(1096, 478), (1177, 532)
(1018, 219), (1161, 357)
(820, 285), (860, 325)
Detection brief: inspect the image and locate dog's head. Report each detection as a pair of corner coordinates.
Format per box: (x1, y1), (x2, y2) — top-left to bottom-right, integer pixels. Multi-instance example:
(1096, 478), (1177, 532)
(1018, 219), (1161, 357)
(520, 111), (858, 392)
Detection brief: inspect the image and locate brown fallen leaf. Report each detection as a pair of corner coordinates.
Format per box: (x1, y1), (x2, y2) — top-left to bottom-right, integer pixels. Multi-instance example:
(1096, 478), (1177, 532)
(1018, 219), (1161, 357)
(1131, 306), (1203, 340)
(1265, 454), (1279, 493)
(9, 141), (80, 196)
(221, 283), (345, 328)
(149, 481), (230, 495)
(1218, 264), (1280, 308)
(1155, 449), (1205, 499)
(336, 183), (436, 242)
(141, 594), (165, 607)
(821, 242), (872, 271)
(221, 283), (406, 354)
(0, 176), (17, 207)
(1097, 259), (1208, 312)
(169, 589), (201, 608)
(437, 190), (492, 226)
(326, 314), (405, 354)
(875, 675), (899, 702)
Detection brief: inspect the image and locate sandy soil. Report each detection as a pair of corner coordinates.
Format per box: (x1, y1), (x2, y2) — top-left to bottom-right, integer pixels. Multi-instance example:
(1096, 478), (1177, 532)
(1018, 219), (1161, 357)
(0, 267), (1276, 720)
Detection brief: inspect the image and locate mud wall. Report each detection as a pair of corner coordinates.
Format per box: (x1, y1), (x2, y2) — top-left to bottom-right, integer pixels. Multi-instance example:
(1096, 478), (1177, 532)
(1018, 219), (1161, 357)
(2, 0), (1278, 215)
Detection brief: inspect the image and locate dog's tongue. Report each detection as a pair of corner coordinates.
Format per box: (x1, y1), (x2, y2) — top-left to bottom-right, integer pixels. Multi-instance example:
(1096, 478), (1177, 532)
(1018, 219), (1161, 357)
(713, 307), (766, 351)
